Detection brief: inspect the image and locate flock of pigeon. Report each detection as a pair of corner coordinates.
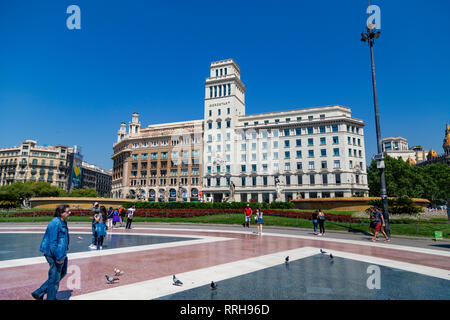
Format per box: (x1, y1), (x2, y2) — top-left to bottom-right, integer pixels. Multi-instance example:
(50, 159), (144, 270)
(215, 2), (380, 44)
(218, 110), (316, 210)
(105, 250), (334, 289)
(285, 249), (334, 265)
(105, 267), (125, 284)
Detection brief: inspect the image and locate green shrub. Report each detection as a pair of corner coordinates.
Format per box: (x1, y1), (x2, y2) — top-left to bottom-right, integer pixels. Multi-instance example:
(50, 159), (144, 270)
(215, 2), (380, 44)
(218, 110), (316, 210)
(368, 196), (422, 215)
(122, 201), (288, 210)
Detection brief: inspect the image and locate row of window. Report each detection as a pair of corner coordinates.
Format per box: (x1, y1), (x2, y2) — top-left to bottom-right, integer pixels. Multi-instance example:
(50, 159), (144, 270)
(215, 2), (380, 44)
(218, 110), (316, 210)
(205, 159), (364, 173)
(215, 67), (228, 77)
(209, 84), (231, 98)
(205, 173), (362, 187)
(207, 120), (231, 129)
(133, 177), (201, 187)
(0, 158), (66, 165)
(132, 168), (200, 176)
(206, 126), (347, 142)
(243, 114), (326, 126)
(131, 150), (201, 161)
(208, 108), (231, 118)
(130, 137), (201, 149)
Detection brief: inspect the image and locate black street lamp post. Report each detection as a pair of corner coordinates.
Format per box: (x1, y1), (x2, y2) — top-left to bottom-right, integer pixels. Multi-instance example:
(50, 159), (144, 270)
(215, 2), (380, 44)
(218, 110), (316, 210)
(361, 25), (391, 237)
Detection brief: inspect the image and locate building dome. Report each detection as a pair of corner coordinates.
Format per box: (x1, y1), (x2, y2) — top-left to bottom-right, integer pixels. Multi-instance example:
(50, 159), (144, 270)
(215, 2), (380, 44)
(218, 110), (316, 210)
(406, 157), (416, 165)
(444, 123), (450, 148)
(427, 148), (438, 159)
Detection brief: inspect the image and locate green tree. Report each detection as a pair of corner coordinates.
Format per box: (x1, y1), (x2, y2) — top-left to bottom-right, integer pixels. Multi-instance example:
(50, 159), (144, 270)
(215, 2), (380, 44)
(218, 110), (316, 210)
(368, 155), (450, 201)
(0, 181), (67, 208)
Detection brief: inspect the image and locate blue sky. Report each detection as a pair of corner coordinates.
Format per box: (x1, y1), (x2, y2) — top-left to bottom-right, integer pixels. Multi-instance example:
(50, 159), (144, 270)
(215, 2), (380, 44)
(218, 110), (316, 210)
(1, 0), (449, 170)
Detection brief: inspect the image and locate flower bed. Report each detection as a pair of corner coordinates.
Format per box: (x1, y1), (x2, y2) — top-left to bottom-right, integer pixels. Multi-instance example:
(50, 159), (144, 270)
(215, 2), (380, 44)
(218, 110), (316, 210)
(9, 208), (361, 223)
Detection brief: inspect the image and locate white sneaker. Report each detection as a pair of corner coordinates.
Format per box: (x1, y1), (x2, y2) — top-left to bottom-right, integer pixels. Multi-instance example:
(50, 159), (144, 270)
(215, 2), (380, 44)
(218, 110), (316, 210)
(89, 245), (96, 249)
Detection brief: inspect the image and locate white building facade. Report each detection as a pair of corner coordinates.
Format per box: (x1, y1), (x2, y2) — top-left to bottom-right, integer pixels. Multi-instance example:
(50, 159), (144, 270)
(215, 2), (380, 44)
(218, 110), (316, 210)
(202, 59), (369, 202)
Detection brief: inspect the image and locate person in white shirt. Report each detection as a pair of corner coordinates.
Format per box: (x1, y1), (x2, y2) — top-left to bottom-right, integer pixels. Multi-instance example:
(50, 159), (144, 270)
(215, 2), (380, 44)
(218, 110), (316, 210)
(125, 205), (136, 229)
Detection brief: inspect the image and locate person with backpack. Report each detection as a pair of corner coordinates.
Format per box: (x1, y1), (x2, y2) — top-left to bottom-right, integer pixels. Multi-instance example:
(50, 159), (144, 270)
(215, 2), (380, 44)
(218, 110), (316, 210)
(317, 209), (326, 236)
(93, 206), (107, 250)
(372, 207), (390, 242)
(119, 206), (126, 227)
(255, 209), (264, 235)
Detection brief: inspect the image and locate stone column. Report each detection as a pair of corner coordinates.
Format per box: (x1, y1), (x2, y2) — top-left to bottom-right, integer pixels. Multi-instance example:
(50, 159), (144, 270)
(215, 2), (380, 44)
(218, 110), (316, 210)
(257, 193), (262, 203)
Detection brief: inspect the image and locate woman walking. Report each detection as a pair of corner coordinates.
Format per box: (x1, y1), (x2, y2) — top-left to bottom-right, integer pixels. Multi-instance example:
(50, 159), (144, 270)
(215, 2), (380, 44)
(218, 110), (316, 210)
(93, 206), (107, 250)
(317, 209), (326, 236)
(31, 205), (71, 300)
(312, 210), (319, 235)
(255, 209), (264, 235)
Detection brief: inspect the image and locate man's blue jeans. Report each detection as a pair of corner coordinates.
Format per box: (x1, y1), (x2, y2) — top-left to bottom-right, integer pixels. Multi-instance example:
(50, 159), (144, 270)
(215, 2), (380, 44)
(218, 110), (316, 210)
(312, 219), (318, 233)
(32, 255), (68, 300)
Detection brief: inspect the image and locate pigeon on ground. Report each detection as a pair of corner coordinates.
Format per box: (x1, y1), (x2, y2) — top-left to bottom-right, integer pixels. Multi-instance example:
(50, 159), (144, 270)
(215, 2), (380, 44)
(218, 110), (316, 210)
(105, 275), (119, 284)
(329, 254), (334, 259)
(320, 249), (327, 254)
(210, 281), (218, 290)
(173, 275), (183, 286)
(114, 268), (124, 276)
(285, 256), (289, 263)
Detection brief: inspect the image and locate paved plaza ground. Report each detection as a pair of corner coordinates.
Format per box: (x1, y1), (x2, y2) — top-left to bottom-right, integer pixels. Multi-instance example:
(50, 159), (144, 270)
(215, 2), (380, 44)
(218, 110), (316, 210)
(0, 222), (448, 300)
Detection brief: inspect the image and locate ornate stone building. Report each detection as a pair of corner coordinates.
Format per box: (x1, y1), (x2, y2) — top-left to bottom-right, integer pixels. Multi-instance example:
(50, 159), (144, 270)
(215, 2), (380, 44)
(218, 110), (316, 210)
(202, 59), (369, 202)
(111, 113), (203, 201)
(111, 59), (371, 202)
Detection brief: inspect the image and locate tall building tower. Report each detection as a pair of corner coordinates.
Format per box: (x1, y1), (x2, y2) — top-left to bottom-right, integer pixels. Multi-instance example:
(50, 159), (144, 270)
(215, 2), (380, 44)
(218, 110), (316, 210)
(129, 112), (141, 137)
(443, 123), (450, 156)
(203, 59), (246, 202)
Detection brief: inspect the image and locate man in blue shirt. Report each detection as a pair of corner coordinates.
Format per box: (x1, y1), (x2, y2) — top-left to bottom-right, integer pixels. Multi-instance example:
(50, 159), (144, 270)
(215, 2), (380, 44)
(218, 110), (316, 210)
(32, 204), (71, 300)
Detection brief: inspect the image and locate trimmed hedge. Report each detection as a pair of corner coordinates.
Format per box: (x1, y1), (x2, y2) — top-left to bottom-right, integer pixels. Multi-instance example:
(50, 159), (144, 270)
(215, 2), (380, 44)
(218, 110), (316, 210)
(7, 208), (360, 223)
(122, 201), (295, 210)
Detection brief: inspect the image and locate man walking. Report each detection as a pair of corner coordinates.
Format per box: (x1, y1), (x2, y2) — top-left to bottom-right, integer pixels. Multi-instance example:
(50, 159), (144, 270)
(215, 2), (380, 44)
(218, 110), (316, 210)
(372, 206), (390, 242)
(243, 204), (252, 228)
(31, 205), (71, 300)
